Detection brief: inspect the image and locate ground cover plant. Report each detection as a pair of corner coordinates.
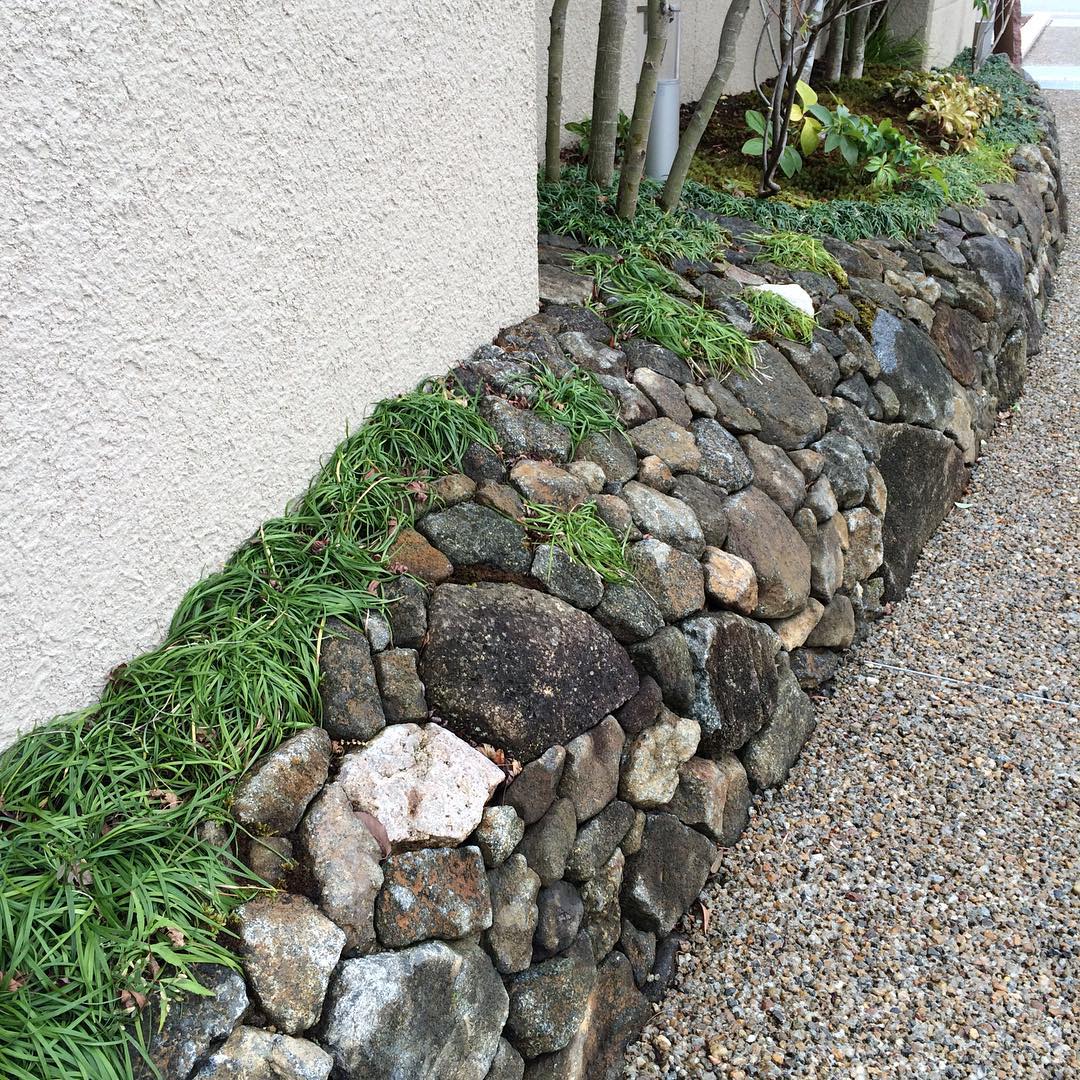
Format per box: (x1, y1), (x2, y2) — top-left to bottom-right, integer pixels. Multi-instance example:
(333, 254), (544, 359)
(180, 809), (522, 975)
(747, 230), (848, 285)
(740, 287), (817, 344)
(515, 362), (624, 450)
(524, 501), (632, 584)
(0, 373), (624, 1079)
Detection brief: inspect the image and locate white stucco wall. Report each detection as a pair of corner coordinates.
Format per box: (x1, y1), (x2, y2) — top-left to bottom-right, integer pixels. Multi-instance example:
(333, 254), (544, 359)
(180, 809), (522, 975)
(0, 0), (538, 747)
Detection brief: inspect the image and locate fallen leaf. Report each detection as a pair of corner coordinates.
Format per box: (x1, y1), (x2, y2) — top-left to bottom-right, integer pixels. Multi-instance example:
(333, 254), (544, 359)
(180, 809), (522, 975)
(356, 811), (391, 858)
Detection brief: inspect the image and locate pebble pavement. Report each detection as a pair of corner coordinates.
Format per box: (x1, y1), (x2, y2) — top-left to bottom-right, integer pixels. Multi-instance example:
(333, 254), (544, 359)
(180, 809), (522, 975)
(625, 91), (1080, 1079)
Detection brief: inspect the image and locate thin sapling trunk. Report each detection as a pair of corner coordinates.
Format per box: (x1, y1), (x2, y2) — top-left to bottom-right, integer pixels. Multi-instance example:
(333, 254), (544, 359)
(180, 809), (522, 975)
(588, 0), (629, 187)
(545, 0), (573, 182)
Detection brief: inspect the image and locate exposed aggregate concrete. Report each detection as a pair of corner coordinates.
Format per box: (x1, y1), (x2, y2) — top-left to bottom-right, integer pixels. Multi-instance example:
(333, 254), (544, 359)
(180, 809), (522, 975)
(625, 91), (1079, 1079)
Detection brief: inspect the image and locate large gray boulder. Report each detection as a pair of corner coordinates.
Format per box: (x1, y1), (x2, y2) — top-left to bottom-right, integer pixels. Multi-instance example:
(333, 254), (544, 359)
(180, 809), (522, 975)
(321, 941), (508, 1079)
(683, 613), (781, 753)
(876, 423), (966, 599)
(422, 583), (638, 761)
(871, 309), (957, 430)
(739, 655), (817, 790)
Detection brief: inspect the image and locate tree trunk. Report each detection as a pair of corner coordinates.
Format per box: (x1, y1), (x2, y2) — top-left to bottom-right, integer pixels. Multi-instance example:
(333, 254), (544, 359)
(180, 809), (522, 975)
(588, 0), (628, 187)
(844, 4), (870, 78)
(617, 0), (671, 218)
(545, 0), (573, 183)
(800, 0), (827, 83)
(660, 0), (751, 210)
(822, 12), (846, 82)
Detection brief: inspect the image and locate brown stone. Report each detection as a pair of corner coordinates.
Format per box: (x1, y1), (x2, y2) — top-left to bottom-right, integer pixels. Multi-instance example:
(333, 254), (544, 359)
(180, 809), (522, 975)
(387, 528), (453, 584)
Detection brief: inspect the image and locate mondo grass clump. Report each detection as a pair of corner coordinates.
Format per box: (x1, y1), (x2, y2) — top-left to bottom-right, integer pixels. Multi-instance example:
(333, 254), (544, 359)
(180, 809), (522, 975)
(746, 230), (848, 287)
(571, 251), (757, 378)
(524, 501), (632, 584)
(0, 379), (502, 1080)
(741, 288), (817, 345)
(514, 362), (624, 451)
(538, 165), (727, 264)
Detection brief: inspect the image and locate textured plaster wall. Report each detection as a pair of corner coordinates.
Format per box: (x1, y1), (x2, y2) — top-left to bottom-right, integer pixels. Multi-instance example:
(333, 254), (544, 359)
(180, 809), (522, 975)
(0, 0), (538, 747)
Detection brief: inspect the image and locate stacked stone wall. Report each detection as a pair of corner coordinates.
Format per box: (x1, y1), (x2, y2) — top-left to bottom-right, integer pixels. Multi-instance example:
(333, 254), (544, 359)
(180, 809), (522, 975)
(140, 101), (1065, 1080)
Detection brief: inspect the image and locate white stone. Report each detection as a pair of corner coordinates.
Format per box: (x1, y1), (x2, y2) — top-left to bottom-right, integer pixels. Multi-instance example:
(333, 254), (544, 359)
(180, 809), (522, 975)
(746, 282), (815, 317)
(192, 1026), (333, 1080)
(337, 723), (504, 851)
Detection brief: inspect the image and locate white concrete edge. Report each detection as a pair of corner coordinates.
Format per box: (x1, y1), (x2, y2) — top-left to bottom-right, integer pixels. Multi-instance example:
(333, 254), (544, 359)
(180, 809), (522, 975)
(1022, 13), (1052, 57)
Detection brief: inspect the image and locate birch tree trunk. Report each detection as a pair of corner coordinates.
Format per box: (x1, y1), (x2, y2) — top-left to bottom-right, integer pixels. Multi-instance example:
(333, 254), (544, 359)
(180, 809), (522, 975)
(659, 0), (751, 210)
(545, 0), (572, 182)
(617, 0), (671, 219)
(588, 0), (628, 187)
(844, 4), (870, 78)
(821, 13), (846, 82)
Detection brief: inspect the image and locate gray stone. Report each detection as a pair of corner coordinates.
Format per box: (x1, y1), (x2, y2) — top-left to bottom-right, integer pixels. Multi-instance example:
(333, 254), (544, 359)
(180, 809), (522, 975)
(996, 326), (1028, 407)
(487, 1039), (526, 1080)
(595, 373), (657, 426)
(805, 594), (856, 649)
(511, 460), (588, 511)
(724, 344), (828, 449)
(871, 309), (955, 430)
(842, 507), (885, 589)
(767, 598), (824, 651)
(629, 626), (694, 713)
(247, 835), (294, 888)
(559, 715), (625, 824)
(614, 674), (663, 735)
(418, 501), (531, 575)
(231, 727), (330, 835)
(621, 814), (714, 936)
(823, 395), (882, 461)
(781, 340), (841, 396)
(683, 382), (717, 418)
(961, 234), (1025, 307)
(190, 1027), (332, 1080)
(702, 378), (761, 433)
(298, 783), (383, 955)
(669, 474), (728, 546)
(505, 937), (596, 1058)
(516, 798), (578, 886)
(663, 754), (750, 846)
(804, 474), (839, 522)
(574, 430), (638, 484)
(580, 848), (624, 959)
(422, 583), (638, 762)
(592, 581), (665, 643)
(809, 514), (845, 602)
(836, 371), (883, 418)
(540, 264), (594, 307)
(487, 854), (542, 974)
(812, 431), (868, 510)
(637, 453), (675, 492)
(533, 881), (585, 960)
(135, 965), (248, 1080)
(522, 952), (649, 1080)
(337, 723), (504, 851)
(627, 418), (700, 473)
(790, 646), (841, 689)
(877, 423), (966, 599)
(620, 919), (657, 990)
(633, 368), (692, 426)
(319, 620), (387, 742)
(558, 331), (624, 376)
(462, 480), (523, 523)
(236, 895), (345, 1034)
(739, 436), (805, 515)
(565, 799), (635, 882)
(690, 418), (755, 493)
(622, 483), (704, 557)
(376, 846), (492, 948)
(505, 746), (567, 826)
(482, 396), (573, 462)
(619, 708), (700, 809)
(627, 539), (705, 622)
(788, 447), (825, 482)
(739, 656), (817, 791)
(723, 486), (811, 618)
(382, 577), (428, 646)
(624, 339), (693, 383)
(474, 805), (526, 867)
(374, 647), (427, 724)
(321, 941), (508, 1080)
(683, 612), (781, 753)
(567, 460), (605, 494)
(530, 545), (604, 609)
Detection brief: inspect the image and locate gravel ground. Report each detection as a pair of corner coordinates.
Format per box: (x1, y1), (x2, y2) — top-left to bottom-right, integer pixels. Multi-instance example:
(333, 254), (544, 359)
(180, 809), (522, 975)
(625, 95), (1080, 1079)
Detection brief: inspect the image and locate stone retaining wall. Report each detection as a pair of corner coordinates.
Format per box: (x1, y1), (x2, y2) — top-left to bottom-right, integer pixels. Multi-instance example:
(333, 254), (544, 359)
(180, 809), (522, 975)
(139, 106), (1065, 1080)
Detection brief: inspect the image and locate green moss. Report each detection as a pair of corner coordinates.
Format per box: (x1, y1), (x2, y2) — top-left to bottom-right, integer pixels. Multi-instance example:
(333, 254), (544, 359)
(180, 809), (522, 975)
(853, 297), (879, 334)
